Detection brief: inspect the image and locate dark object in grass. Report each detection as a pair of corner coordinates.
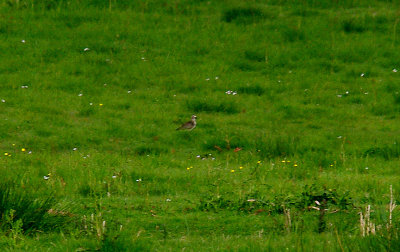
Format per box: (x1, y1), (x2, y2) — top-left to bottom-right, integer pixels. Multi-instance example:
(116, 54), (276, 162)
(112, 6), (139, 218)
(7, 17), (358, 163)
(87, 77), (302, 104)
(223, 7), (266, 24)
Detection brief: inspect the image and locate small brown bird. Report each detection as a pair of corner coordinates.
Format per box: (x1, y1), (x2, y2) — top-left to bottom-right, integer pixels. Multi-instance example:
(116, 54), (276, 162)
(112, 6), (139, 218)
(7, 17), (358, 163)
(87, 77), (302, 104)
(176, 115), (197, 131)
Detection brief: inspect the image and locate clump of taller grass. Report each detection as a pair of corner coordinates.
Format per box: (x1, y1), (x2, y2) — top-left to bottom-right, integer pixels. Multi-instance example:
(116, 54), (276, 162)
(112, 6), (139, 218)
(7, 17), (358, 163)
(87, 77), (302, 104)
(357, 185), (399, 250)
(0, 181), (71, 234)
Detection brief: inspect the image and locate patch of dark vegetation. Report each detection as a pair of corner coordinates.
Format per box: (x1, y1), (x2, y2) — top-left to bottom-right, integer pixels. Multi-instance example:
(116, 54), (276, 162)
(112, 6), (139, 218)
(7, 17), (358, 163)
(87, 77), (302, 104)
(35, 129), (53, 138)
(386, 82), (397, 93)
(370, 104), (398, 116)
(162, 0), (204, 16)
(78, 184), (95, 197)
(187, 98), (239, 114)
(290, 8), (320, 17)
(134, 145), (168, 156)
(394, 92), (400, 105)
(237, 84), (265, 96)
(78, 107), (96, 117)
(319, 60), (342, 73)
(281, 26), (305, 42)
(105, 124), (129, 138)
(199, 184), (353, 214)
(342, 18), (367, 33)
(0, 181), (72, 234)
(41, 48), (66, 63)
(191, 47), (210, 56)
(0, 21), (14, 35)
(233, 61), (259, 72)
(362, 143), (400, 160)
(276, 104), (304, 119)
(244, 50), (265, 62)
(222, 7), (266, 25)
(100, 233), (152, 252)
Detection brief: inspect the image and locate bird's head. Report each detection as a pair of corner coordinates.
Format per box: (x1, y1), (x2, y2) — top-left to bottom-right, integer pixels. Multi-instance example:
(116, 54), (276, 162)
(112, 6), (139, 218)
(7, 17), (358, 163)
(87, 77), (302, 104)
(192, 115), (197, 120)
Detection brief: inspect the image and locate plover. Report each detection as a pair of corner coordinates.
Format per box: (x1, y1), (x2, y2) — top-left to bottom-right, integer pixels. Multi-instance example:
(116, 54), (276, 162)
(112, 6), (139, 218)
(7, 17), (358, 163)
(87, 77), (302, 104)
(176, 115), (197, 131)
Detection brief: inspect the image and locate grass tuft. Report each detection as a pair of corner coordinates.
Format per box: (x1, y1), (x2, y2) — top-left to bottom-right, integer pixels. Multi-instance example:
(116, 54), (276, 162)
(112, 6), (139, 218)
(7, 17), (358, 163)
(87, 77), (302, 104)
(0, 181), (70, 233)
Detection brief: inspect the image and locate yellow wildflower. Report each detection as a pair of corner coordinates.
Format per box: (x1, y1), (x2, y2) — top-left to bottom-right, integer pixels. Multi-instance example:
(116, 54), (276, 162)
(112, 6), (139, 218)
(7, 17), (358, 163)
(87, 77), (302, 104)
(239, 166), (243, 169)
(21, 148), (26, 152)
(257, 160), (261, 164)
(230, 170), (235, 173)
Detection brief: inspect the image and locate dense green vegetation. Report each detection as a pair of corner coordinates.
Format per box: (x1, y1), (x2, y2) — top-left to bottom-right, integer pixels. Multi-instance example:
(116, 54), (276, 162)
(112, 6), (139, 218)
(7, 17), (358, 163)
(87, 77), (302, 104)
(0, 0), (399, 250)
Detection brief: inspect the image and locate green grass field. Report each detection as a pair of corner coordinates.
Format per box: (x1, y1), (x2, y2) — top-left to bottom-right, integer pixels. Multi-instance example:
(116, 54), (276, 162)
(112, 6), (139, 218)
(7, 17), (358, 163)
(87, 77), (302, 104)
(1, 0), (400, 250)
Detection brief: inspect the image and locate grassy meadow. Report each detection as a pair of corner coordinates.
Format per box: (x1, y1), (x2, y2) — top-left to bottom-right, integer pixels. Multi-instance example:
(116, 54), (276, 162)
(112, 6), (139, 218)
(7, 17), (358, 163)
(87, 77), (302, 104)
(1, 0), (400, 250)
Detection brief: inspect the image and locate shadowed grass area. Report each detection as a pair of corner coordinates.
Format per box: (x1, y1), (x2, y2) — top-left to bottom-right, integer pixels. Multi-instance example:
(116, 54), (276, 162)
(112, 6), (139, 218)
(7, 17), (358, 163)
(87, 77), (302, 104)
(0, 181), (73, 236)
